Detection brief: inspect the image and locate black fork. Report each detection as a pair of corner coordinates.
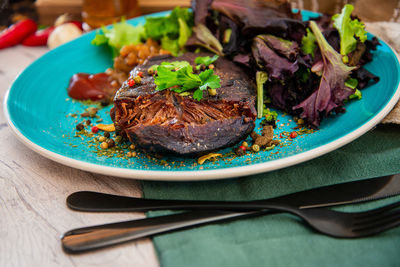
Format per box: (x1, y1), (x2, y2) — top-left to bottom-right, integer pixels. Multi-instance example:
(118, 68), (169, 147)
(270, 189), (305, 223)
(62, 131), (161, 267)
(61, 200), (400, 253)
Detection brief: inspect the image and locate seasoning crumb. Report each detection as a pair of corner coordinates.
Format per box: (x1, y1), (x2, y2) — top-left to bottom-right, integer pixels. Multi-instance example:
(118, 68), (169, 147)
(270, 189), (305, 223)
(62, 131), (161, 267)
(251, 144), (260, 152)
(76, 123), (84, 131)
(100, 142), (108, 149)
(198, 153), (222, 165)
(107, 139), (115, 148)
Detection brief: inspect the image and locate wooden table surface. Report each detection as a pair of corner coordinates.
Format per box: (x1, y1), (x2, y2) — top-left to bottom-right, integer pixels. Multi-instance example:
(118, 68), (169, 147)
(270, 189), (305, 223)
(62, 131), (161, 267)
(0, 47), (158, 267)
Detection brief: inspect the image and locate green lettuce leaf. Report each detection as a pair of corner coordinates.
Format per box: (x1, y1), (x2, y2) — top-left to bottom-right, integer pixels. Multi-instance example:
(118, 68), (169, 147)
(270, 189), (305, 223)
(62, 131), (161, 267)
(91, 7), (193, 58)
(345, 78), (362, 99)
(178, 17), (192, 47)
(301, 28), (316, 57)
(145, 7), (193, 56)
(91, 19), (146, 58)
(332, 4), (367, 61)
(345, 78), (358, 89)
(161, 36), (180, 56)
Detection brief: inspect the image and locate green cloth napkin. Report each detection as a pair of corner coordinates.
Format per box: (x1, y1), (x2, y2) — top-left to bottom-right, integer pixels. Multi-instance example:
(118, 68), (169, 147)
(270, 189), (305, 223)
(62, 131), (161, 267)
(141, 124), (400, 267)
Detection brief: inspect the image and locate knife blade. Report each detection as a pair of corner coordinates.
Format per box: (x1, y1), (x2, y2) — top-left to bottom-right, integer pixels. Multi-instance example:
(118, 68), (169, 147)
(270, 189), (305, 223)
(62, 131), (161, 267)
(67, 174), (400, 212)
(62, 174), (400, 254)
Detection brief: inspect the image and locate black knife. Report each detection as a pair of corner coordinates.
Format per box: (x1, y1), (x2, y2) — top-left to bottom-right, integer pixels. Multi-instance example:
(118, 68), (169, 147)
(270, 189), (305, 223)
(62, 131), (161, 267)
(67, 174), (400, 212)
(62, 174), (400, 253)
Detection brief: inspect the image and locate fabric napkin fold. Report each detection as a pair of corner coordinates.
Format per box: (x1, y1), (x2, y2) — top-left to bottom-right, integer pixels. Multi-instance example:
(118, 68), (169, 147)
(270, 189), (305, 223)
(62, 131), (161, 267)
(142, 124), (400, 267)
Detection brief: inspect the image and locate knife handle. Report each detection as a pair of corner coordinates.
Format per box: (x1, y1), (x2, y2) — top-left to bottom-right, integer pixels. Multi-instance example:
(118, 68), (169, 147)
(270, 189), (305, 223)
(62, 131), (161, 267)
(62, 210), (263, 253)
(67, 191), (265, 212)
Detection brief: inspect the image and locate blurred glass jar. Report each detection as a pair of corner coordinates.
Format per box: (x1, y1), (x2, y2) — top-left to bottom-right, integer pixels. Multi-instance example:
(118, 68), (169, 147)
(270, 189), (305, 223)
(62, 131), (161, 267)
(82, 0), (141, 30)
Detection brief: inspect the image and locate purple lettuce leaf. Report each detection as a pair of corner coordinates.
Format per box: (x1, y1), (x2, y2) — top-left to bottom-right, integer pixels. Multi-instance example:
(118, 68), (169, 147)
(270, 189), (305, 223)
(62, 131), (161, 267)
(252, 36), (299, 79)
(232, 53), (253, 67)
(359, 37), (380, 65)
(211, 0), (301, 25)
(192, 0), (213, 25)
(219, 15), (242, 56)
(190, 0), (306, 57)
(293, 21), (356, 127)
(240, 18), (306, 43)
(258, 34), (299, 61)
(351, 67), (380, 89)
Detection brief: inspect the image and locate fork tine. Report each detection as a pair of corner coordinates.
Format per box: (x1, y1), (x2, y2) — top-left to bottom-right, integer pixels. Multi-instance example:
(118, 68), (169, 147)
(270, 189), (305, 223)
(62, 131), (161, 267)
(354, 204), (400, 226)
(352, 213), (400, 237)
(353, 201), (400, 220)
(353, 209), (400, 232)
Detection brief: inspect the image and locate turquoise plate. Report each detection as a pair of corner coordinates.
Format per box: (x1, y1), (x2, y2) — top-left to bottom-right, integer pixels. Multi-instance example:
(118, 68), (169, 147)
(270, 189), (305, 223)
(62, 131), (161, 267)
(4, 11), (400, 181)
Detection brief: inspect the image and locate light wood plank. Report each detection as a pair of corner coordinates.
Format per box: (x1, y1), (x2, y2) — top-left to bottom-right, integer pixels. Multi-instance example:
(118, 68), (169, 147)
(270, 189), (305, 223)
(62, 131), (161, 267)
(0, 46), (158, 267)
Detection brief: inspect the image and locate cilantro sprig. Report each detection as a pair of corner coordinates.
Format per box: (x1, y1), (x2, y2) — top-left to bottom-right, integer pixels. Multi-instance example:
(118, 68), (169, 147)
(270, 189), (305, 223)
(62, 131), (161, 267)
(194, 55), (219, 69)
(154, 60), (221, 101)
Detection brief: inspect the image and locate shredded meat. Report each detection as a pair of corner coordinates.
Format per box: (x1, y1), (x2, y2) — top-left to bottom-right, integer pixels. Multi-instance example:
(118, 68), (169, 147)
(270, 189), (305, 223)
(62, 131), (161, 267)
(112, 52), (256, 155)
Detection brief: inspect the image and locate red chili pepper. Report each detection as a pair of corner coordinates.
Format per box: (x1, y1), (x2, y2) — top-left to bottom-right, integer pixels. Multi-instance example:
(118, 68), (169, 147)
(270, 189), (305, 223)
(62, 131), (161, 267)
(137, 71), (144, 78)
(290, 132), (298, 139)
(91, 126), (99, 133)
(128, 79), (135, 87)
(239, 145), (246, 151)
(0, 19), (37, 49)
(22, 26), (55, 46)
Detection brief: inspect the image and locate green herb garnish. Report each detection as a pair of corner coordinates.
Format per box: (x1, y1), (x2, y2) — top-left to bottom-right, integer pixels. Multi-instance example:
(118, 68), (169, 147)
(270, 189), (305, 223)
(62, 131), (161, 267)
(195, 55), (219, 69)
(150, 61), (191, 72)
(154, 61), (221, 101)
(263, 108), (278, 121)
(261, 108), (278, 127)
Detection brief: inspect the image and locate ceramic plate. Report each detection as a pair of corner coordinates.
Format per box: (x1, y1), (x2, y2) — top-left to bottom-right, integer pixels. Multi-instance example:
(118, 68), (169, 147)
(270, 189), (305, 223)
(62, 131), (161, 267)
(4, 11), (400, 181)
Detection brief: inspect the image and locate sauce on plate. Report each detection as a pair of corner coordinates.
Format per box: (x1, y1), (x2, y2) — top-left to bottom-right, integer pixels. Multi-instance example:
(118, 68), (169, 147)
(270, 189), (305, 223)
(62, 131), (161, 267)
(67, 73), (114, 101)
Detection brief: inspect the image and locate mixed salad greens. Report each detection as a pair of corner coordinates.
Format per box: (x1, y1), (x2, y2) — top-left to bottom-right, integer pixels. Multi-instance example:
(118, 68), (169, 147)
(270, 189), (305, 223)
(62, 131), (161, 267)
(91, 1), (380, 128)
(92, 7), (193, 57)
